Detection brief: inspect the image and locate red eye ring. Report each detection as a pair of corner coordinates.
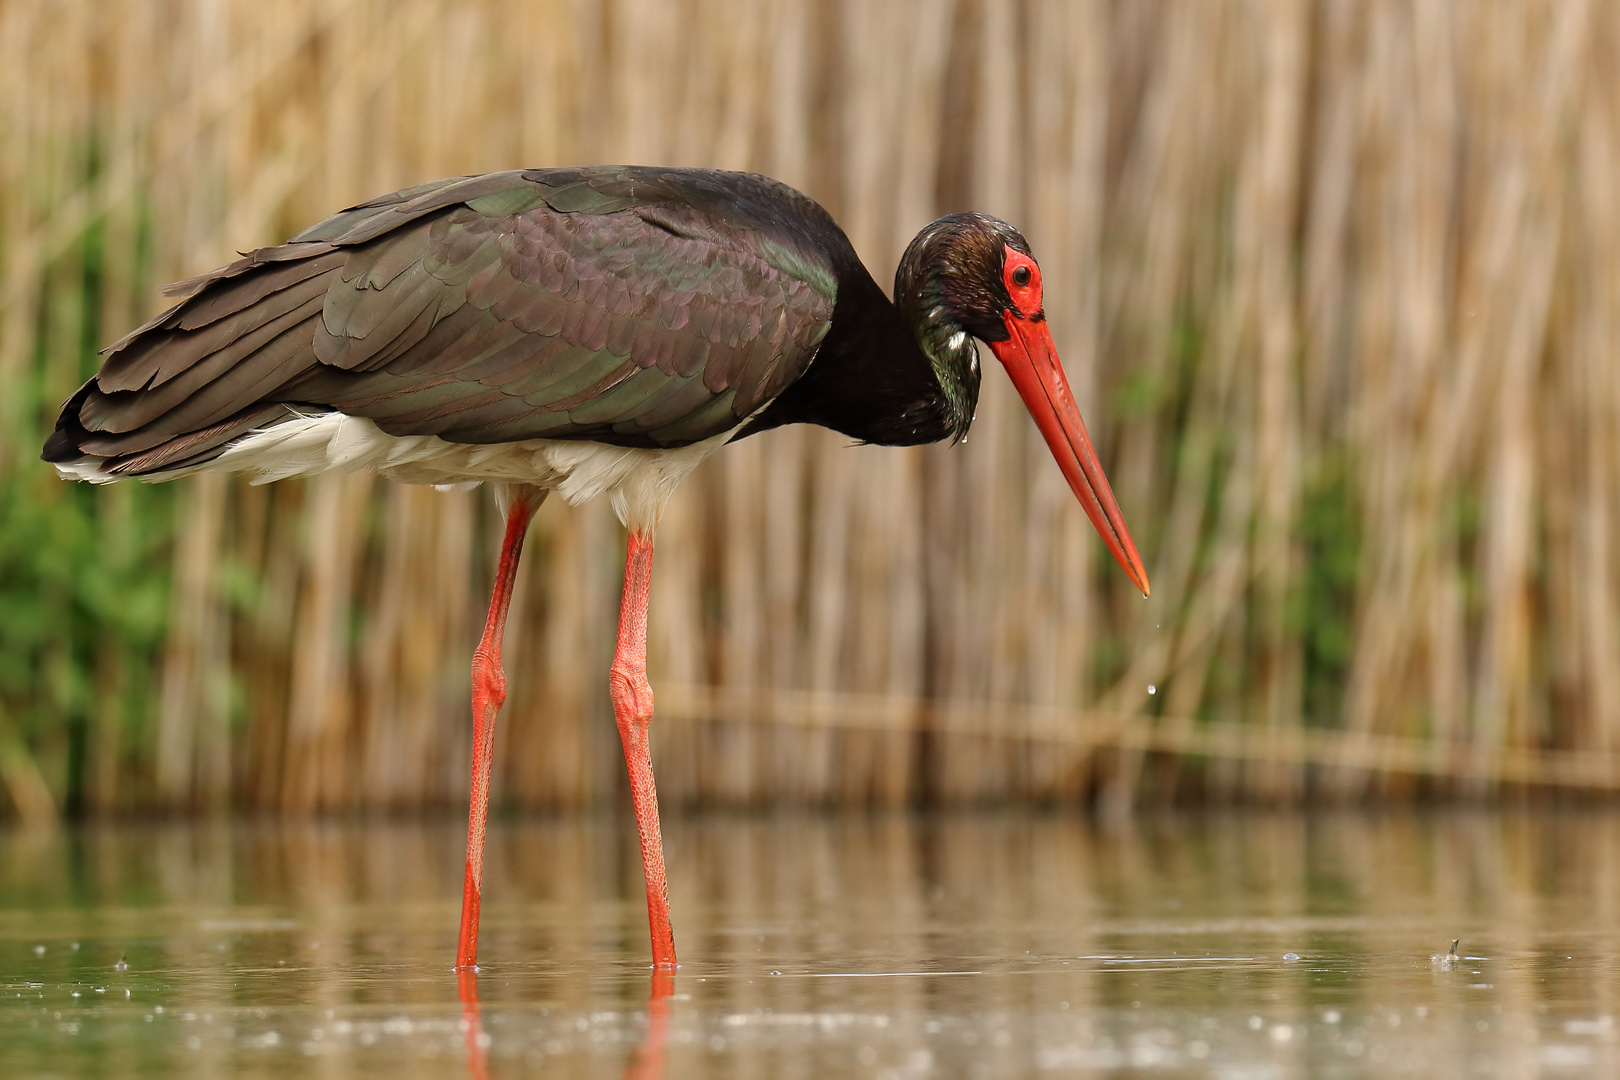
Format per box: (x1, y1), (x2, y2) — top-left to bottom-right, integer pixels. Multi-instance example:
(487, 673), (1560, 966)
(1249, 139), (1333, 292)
(1002, 251), (1042, 315)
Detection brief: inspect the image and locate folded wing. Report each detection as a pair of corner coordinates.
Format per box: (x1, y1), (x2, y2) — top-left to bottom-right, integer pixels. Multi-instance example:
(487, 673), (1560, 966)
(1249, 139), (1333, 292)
(44, 168), (837, 477)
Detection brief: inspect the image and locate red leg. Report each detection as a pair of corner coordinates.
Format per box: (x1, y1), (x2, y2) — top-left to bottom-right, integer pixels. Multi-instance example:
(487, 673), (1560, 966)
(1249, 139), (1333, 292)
(457, 489), (541, 971)
(610, 530), (677, 967)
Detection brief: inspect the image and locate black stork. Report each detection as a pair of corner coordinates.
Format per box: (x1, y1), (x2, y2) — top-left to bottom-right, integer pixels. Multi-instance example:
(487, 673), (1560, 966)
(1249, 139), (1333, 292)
(43, 166), (1151, 972)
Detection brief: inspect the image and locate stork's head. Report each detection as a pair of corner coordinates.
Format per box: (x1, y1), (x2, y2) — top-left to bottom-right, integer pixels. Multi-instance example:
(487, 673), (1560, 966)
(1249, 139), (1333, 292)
(896, 213), (1150, 597)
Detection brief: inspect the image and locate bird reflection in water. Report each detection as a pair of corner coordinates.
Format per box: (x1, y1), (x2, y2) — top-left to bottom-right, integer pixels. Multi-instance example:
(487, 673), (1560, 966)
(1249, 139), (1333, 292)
(457, 969), (490, 1080)
(456, 966), (675, 1079)
(623, 967), (676, 1080)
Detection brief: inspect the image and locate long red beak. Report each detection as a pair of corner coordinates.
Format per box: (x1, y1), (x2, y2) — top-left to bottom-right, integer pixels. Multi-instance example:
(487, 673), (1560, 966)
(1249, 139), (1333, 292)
(988, 312), (1151, 596)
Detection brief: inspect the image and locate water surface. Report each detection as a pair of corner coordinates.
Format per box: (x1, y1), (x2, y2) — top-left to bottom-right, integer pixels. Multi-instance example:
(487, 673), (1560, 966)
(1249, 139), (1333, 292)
(5, 811), (1620, 1077)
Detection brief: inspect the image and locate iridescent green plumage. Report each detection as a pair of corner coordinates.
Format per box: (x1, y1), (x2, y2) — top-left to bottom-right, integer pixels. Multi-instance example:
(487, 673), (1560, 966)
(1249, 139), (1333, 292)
(47, 168), (845, 474)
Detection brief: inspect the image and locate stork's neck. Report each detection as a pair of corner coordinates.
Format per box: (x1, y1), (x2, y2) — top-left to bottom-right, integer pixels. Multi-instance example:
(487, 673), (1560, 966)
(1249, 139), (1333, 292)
(893, 251), (982, 443)
(735, 265), (970, 447)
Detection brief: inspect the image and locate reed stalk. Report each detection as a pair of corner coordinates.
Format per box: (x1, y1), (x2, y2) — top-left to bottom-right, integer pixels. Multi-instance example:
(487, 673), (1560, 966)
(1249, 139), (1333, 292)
(1, 0), (1615, 814)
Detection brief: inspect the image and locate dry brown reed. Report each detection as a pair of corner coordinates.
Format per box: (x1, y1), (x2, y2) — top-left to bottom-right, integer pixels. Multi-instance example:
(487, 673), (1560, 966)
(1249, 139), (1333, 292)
(2, 0), (1617, 816)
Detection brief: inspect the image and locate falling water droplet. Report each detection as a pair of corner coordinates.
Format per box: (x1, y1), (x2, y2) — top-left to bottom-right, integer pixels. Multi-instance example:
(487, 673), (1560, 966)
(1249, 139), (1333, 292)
(1148, 684), (1157, 695)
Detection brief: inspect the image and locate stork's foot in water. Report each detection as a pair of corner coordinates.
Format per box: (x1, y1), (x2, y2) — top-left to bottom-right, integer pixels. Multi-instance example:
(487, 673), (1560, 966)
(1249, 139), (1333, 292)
(456, 487), (543, 971)
(611, 530), (677, 968)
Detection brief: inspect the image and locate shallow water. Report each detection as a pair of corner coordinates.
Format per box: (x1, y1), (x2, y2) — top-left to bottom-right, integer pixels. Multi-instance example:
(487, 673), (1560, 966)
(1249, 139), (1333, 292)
(4, 811), (1620, 1077)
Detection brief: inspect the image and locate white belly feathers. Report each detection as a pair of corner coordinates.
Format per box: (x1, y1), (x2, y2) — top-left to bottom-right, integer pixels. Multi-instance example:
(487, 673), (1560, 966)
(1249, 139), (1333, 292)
(57, 411), (740, 533)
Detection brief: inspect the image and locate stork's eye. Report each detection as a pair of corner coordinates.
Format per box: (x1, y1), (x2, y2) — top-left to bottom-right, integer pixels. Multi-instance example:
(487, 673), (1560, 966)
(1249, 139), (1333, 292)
(1001, 251), (1042, 313)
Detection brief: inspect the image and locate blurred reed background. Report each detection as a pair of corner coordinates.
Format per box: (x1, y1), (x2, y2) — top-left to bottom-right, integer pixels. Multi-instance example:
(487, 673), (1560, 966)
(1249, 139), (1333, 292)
(1, 0), (1616, 821)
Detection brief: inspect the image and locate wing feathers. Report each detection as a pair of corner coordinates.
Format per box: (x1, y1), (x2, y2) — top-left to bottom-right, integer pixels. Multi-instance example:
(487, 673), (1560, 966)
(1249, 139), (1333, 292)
(80, 321), (317, 457)
(81, 296), (325, 433)
(177, 251), (346, 330)
(612, 372), (713, 431)
(50, 168), (839, 475)
(103, 404), (292, 476)
(98, 257), (334, 391)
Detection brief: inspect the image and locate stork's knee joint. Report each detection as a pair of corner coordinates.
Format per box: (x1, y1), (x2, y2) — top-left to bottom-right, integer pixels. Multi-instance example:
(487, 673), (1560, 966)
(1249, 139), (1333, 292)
(609, 664), (654, 728)
(472, 651), (507, 710)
